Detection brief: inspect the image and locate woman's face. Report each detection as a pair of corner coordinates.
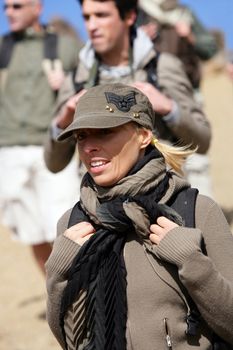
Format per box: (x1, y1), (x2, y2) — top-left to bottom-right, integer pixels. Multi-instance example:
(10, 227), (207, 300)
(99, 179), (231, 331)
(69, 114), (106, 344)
(76, 123), (152, 187)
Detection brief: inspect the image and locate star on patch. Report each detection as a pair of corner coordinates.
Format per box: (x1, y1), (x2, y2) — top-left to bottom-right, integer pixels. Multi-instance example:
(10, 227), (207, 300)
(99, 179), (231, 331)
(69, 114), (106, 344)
(105, 92), (136, 112)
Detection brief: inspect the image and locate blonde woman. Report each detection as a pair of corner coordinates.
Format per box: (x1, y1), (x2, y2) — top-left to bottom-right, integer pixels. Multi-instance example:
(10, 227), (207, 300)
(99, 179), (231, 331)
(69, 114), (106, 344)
(46, 83), (233, 349)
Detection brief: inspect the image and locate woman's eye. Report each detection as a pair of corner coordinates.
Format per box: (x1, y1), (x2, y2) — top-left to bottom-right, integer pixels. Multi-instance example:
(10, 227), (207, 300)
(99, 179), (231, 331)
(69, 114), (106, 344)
(100, 129), (113, 135)
(76, 133), (86, 141)
(75, 128), (115, 142)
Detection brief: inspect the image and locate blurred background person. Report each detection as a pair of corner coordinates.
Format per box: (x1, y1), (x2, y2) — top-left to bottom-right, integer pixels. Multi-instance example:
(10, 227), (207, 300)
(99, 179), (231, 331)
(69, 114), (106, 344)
(137, 0), (218, 197)
(0, 0), (82, 275)
(137, 0), (218, 95)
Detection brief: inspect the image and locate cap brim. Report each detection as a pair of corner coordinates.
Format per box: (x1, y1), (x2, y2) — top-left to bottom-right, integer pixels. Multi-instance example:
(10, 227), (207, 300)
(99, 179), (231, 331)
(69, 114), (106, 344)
(57, 113), (133, 141)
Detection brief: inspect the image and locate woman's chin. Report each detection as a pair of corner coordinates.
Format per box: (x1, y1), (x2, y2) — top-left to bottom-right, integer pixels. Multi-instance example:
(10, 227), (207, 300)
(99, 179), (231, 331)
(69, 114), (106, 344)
(91, 173), (118, 187)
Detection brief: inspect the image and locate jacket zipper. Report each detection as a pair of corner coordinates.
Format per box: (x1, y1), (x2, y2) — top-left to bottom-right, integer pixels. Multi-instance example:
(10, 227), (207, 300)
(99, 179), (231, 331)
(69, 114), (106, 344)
(164, 318), (173, 349)
(144, 245), (192, 323)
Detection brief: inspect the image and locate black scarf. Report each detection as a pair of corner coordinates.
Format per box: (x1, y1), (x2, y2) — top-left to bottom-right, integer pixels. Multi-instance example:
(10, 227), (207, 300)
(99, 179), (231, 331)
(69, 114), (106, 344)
(60, 148), (184, 350)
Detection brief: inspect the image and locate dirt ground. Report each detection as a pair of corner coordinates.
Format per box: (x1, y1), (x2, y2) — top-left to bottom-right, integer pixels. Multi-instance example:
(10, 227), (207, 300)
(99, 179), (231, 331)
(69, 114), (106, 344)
(1, 64), (233, 350)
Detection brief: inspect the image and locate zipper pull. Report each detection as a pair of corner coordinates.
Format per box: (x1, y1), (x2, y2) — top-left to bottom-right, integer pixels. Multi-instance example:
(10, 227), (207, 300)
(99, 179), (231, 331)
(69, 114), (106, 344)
(166, 334), (172, 348)
(164, 318), (173, 349)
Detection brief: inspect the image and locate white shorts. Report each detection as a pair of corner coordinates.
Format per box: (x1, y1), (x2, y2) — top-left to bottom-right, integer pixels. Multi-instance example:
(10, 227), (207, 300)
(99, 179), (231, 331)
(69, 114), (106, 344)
(0, 146), (80, 244)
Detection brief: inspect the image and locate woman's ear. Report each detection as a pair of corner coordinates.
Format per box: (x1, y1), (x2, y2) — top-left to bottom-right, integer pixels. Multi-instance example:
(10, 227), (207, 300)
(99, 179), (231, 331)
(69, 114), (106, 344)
(139, 128), (153, 150)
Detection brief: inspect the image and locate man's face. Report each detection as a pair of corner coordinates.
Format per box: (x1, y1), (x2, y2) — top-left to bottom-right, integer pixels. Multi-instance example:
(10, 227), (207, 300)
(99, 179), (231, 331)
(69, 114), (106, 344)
(3, 0), (42, 32)
(82, 0), (135, 60)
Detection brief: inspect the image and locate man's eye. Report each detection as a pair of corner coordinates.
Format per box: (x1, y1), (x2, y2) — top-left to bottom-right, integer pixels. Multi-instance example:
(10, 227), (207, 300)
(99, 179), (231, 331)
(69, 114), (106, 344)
(97, 13), (109, 18)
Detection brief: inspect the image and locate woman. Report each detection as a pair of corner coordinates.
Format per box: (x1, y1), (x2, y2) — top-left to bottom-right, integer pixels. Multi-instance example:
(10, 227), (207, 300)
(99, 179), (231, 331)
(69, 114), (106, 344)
(46, 83), (233, 350)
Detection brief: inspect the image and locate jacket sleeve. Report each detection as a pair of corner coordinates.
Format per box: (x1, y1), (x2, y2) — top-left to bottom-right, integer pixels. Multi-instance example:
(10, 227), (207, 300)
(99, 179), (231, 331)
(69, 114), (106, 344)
(45, 209), (81, 349)
(157, 52), (211, 153)
(43, 73), (77, 173)
(154, 195), (233, 343)
(43, 130), (77, 173)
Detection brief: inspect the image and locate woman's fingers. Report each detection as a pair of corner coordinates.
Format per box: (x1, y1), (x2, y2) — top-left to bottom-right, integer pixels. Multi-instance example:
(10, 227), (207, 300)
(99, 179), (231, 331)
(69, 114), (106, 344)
(64, 221), (96, 245)
(157, 216), (178, 230)
(149, 216), (179, 245)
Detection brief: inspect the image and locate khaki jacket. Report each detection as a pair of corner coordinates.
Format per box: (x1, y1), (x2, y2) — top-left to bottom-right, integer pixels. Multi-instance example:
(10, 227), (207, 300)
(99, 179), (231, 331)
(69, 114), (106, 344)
(0, 29), (80, 146)
(46, 193), (233, 349)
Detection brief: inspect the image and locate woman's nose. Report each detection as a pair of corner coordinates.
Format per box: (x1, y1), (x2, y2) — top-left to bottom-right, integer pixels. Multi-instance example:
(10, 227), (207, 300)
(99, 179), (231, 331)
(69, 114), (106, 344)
(82, 138), (101, 154)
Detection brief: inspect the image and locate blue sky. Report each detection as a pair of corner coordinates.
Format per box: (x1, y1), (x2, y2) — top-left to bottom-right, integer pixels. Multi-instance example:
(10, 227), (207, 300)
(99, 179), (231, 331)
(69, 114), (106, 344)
(0, 0), (232, 50)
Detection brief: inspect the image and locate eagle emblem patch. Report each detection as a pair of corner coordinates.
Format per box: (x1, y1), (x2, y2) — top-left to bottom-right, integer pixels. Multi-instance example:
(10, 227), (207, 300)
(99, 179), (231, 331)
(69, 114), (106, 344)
(105, 92), (136, 112)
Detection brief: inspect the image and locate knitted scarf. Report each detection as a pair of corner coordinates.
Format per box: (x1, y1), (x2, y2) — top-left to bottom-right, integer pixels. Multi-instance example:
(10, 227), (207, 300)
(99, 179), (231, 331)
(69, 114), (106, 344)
(60, 147), (187, 350)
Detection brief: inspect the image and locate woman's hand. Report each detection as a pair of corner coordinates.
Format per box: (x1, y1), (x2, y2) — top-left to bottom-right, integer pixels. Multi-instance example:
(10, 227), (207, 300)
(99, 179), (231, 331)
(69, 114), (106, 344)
(64, 221), (96, 246)
(149, 216), (178, 245)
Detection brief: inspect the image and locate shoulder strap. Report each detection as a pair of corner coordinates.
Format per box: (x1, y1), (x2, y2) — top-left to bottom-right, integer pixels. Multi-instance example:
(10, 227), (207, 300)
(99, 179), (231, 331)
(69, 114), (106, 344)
(0, 33), (15, 69)
(43, 32), (58, 61)
(144, 53), (160, 89)
(170, 188), (233, 347)
(170, 187), (198, 228)
(170, 187), (201, 336)
(67, 201), (97, 230)
(68, 201), (88, 228)
(0, 31), (58, 70)
(71, 67), (86, 93)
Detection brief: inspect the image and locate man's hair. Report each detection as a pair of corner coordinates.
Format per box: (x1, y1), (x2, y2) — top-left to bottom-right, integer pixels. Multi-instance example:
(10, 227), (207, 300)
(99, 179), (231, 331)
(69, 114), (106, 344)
(78, 0), (138, 20)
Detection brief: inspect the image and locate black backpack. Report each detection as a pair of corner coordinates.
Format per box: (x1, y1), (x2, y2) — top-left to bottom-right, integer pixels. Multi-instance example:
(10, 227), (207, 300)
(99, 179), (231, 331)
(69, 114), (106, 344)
(171, 187), (232, 349)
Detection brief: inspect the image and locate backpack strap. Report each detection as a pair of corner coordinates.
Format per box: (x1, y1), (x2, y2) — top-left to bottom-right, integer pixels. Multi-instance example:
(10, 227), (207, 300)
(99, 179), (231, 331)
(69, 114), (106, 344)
(68, 201), (89, 228)
(43, 31), (58, 61)
(71, 67), (86, 94)
(170, 187), (201, 336)
(144, 53), (160, 89)
(0, 30), (58, 70)
(170, 187), (198, 228)
(0, 33), (15, 69)
(170, 188), (233, 347)
(71, 50), (160, 94)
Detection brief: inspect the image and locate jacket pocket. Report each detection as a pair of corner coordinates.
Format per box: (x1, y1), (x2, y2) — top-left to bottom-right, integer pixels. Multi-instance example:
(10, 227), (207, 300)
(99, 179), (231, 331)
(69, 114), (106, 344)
(163, 318), (173, 349)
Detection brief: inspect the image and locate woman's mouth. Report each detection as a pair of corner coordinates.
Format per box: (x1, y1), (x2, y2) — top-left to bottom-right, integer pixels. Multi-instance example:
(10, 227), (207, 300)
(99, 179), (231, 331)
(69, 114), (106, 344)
(91, 161), (106, 167)
(90, 160), (109, 174)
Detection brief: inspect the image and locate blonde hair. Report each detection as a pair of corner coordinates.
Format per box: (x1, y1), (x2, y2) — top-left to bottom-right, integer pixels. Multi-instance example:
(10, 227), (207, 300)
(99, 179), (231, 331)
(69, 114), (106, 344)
(151, 135), (196, 175)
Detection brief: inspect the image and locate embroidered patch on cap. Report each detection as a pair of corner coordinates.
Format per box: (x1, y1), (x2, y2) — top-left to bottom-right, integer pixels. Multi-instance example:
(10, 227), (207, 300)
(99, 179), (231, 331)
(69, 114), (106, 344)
(105, 92), (136, 112)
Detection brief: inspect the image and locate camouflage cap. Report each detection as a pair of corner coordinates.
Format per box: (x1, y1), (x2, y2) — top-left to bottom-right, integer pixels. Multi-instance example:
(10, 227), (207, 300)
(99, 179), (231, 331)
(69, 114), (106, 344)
(57, 83), (155, 141)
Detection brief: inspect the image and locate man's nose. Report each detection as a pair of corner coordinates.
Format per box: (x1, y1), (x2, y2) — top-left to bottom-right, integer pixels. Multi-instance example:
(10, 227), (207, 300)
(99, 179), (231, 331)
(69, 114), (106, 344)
(87, 15), (98, 31)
